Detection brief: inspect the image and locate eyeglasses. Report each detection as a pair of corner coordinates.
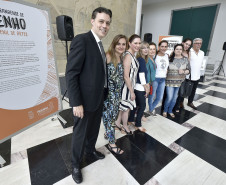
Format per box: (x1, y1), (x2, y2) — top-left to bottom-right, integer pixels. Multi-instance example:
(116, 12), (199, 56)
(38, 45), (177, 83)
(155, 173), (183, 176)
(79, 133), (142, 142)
(194, 43), (202, 45)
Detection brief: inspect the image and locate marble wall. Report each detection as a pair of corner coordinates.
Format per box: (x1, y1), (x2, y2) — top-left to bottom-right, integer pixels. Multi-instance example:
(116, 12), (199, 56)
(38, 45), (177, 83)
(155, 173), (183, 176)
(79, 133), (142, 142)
(24, 0), (137, 74)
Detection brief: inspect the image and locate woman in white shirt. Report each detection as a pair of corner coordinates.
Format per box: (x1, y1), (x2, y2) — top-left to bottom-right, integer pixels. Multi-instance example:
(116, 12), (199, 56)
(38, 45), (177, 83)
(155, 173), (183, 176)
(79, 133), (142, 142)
(148, 40), (169, 116)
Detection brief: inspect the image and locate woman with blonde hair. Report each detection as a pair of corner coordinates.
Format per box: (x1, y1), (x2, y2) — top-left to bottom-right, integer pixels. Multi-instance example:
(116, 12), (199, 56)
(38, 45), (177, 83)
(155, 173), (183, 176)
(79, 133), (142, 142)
(146, 42), (157, 116)
(102, 34), (128, 154)
(128, 41), (150, 132)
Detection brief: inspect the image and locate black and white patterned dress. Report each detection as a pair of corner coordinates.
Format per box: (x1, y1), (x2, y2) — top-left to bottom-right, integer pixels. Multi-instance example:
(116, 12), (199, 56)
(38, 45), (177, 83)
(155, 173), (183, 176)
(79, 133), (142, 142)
(119, 51), (139, 111)
(102, 62), (124, 144)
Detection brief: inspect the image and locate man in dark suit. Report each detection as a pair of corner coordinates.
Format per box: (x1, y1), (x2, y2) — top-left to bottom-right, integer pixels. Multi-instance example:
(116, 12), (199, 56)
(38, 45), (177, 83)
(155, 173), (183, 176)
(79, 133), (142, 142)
(66, 7), (112, 184)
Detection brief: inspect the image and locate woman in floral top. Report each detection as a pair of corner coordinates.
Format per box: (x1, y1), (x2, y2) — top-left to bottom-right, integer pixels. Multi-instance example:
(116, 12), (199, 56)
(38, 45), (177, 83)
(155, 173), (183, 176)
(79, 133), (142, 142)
(102, 34), (128, 155)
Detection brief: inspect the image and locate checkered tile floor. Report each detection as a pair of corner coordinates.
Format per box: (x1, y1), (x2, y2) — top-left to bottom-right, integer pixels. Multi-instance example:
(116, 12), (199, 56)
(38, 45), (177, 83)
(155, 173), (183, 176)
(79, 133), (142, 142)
(1, 75), (226, 185)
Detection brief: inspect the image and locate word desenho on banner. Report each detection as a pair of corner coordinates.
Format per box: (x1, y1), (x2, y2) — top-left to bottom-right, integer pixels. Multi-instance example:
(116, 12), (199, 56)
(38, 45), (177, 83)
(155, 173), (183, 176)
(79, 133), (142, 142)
(0, 8), (26, 30)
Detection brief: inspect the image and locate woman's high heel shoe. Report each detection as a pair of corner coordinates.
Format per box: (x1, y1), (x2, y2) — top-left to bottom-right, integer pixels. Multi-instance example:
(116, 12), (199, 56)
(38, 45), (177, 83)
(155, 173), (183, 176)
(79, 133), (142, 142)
(114, 124), (122, 131)
(107, 144), (124, 155)
(121, 126), (133, 135)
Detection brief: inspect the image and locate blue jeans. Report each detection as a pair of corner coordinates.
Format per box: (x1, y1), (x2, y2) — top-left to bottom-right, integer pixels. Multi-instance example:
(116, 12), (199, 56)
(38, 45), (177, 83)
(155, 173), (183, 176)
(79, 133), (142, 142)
(148, 78), (166, 112)
(164, 86), (180, 113)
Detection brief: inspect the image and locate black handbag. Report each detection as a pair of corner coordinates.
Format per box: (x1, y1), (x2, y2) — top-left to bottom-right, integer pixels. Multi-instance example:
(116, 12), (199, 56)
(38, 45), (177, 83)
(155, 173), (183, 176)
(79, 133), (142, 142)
(180, 78), (193, 98)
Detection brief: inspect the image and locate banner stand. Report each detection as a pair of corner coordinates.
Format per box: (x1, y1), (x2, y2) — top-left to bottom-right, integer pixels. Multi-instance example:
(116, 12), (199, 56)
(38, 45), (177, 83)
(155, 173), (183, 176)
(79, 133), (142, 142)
(0, 0), (63, 144)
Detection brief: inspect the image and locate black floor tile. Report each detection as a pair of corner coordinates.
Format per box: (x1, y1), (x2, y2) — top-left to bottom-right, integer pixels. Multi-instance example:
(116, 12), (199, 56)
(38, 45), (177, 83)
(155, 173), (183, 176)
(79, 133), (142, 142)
(28, 139), (70, 185)
(197, 84), (209, 89)
(55, 134), (97, 171)
(58, 108), (74, 128)
(155, 107), (196, 124)
(197, 102), (226, 121)
(107, 131), (177, 185)
(175, 127), (226, 173)
(213, 77), (226, 81)
(28, 134), (98, 185)
(204, 90), (226, 100)
(128, 131), (177, 166)
(0, 139), (11, 168)
(208, 82), (226, 88)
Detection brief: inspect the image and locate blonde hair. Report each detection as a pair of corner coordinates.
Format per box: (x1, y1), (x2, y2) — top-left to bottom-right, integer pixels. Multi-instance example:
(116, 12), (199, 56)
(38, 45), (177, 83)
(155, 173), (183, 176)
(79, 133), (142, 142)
(137, 41), (149, 63)
(106, 34), (128, 67)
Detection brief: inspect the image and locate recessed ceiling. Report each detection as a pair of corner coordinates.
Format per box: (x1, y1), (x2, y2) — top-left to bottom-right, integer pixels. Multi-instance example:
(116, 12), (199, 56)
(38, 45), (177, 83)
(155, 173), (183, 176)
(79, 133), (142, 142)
(142, 0), (174, 6)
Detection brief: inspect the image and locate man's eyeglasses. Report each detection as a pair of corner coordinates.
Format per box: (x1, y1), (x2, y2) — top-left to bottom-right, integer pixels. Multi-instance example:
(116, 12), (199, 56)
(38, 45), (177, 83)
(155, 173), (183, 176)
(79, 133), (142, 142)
(194, 43), (202, 45)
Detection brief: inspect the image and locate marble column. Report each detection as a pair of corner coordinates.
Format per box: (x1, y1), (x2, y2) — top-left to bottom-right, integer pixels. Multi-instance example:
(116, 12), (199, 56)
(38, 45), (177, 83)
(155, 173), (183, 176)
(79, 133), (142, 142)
(135, 0), (142, 35)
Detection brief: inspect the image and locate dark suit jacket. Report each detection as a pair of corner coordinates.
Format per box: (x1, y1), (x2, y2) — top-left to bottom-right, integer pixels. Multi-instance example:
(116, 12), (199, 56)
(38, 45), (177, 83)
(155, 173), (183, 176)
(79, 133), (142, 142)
(66, 31), (105, 112)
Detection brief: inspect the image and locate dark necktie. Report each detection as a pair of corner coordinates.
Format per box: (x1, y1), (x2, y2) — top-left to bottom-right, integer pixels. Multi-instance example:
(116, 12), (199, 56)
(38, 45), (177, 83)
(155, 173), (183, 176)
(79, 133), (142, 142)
(98, 41), (107, 88)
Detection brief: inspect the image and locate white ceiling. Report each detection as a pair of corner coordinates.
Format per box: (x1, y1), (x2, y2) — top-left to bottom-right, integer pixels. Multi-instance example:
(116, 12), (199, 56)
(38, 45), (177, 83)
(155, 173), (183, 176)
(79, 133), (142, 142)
(142, 0), (172, 6)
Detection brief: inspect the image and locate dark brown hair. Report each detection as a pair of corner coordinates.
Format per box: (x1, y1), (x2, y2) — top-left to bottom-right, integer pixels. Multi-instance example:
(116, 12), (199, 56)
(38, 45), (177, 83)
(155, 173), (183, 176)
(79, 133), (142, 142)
(157, 40), (168, 54)
(182, 38), (192, 55)
(91, 7), (112, 19)
(169, 44), (184, 62)
(128, 34), (141, 44)
(158, 40), (168, 47)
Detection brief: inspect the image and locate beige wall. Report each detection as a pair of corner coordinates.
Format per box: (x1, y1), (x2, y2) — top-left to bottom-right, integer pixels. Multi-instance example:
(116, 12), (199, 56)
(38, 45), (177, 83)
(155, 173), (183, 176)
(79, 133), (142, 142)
(24, 0), (137, 74)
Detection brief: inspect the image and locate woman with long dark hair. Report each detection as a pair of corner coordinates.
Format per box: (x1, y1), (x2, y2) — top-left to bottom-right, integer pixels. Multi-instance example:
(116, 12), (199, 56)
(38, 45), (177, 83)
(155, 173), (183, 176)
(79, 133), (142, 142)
(148, 40), (169, 116)
(163, 44), (190, 117)
(102, 34), (128, 154)
(115, 34), (141, 134)
(175, 38), (192, 111)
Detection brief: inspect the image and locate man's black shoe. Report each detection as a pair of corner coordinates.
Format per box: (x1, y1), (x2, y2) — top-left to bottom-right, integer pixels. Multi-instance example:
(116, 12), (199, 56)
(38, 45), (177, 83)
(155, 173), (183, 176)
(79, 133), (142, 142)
(85, 150), (105, 160)
(72, 167), (83, 184)
(92, 150), (105, 159)
(187, 103), (197, 110)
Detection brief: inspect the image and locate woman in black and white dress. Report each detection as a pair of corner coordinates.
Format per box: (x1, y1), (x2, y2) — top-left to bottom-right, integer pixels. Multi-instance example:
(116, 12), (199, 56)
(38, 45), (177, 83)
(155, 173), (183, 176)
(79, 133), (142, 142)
(115, 34), (141, 134)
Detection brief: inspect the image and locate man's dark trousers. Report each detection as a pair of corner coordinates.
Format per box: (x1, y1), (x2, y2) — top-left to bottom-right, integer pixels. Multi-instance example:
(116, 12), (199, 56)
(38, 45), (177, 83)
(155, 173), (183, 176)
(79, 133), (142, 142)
(71, 95), (104, 168)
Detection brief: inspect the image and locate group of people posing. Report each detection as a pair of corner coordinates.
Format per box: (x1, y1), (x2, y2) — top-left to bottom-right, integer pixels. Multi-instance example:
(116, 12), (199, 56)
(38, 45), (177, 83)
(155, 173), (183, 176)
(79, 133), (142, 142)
(66, 7), (204, 184)
(102, 35), (204, 155)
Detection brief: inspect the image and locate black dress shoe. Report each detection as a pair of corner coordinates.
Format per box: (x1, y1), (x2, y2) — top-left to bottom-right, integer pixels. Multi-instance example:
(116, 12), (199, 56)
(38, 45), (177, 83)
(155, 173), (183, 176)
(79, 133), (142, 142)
(72, 167), (83, 184)
(92, 150), (105, 159)
(187, 103), (197, 110)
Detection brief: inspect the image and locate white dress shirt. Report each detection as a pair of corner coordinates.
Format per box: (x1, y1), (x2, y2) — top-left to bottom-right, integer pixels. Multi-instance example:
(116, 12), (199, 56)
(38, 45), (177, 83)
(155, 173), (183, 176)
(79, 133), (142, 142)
(187, 48), (204, 81)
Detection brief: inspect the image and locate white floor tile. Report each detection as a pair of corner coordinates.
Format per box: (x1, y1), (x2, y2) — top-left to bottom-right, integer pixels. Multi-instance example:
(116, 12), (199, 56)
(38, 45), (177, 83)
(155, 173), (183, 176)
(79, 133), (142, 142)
(142, 116), (189, 146)
(0, 159), (31, 185)
(11, 117), (71, 154)
(154, 150), (226, 185)
(198, 95), (226, 108)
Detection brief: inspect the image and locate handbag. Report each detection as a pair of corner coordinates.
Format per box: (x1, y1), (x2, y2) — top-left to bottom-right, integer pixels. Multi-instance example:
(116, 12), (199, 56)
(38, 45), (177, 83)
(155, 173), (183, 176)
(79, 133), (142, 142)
(180, 78), (193, 98)
(149, 84), (153, 95)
